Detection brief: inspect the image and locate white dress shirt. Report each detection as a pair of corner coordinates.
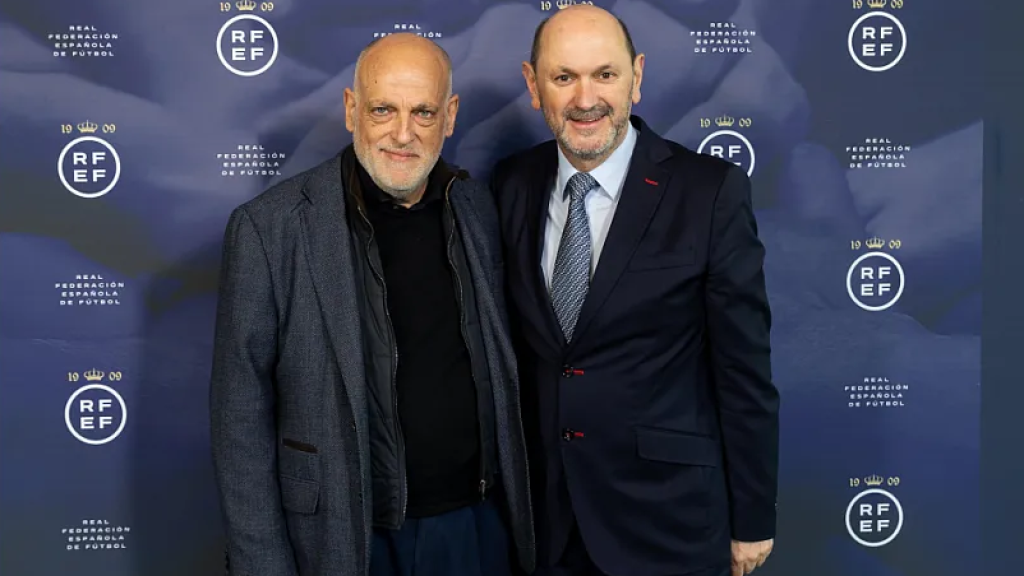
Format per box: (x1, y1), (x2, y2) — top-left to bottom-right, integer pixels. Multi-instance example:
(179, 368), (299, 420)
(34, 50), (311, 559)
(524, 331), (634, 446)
(541, 123), (639, 288)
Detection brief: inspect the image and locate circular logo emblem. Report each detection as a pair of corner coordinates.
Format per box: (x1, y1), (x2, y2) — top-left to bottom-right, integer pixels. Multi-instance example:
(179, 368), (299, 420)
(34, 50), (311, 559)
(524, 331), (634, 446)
(65, 384), (127, 445)
(217, 14), (279, 77)
(845, 488), (903, 547)
(698, 129), (756, 177)
(848, 11), (907, 72)
(57, 136), (121, 199)
(846, 251), (904, 311)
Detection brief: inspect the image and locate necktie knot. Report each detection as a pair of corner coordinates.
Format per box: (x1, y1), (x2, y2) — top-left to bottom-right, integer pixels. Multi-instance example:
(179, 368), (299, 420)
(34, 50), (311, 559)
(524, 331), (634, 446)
(565, 171), (597, 202)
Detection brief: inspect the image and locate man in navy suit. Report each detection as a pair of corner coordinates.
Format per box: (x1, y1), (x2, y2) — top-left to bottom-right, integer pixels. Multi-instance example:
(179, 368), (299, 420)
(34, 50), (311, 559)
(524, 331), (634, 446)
(490, 6), (779, 576)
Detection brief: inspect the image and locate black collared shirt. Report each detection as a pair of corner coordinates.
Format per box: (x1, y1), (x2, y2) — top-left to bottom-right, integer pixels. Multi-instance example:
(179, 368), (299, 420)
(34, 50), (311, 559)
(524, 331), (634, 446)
(355, 160), (481, 518)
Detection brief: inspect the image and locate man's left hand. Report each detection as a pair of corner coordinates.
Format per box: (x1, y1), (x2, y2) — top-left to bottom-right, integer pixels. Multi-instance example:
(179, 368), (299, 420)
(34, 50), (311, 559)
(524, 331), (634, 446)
(731, 539), (774, 576)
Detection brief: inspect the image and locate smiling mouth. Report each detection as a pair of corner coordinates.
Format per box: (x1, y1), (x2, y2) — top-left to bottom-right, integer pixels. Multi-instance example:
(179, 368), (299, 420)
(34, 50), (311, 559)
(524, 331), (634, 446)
(569, 116), (606, 129)
(382, 149), (418, 161)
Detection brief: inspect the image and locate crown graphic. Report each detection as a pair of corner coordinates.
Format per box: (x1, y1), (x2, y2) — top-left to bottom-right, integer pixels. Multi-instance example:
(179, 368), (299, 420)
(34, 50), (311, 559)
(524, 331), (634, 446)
(84, 368), (105, 382)
(715, 115), (735, 127)
(556, 0), (574, 9)
(865, 236), (885, 249)
(236, 0), (257, 10)
(77, 121), (98, 133)
(866, 0), (887, 8)
(864, 474), (884, 486)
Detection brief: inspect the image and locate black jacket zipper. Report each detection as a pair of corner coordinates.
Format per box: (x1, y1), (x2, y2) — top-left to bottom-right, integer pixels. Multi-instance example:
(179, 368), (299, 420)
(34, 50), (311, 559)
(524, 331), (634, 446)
(354, 202), (407, 522)
(442, 177), (489, 500)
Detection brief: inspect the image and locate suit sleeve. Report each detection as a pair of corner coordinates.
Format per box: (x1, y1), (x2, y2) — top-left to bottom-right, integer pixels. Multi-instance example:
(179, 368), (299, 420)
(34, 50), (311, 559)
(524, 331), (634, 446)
(209, 206), (298, 576)
(488, 157), (510, 207)
(487, 159), (543, 490)
(705, 164), (780, 542)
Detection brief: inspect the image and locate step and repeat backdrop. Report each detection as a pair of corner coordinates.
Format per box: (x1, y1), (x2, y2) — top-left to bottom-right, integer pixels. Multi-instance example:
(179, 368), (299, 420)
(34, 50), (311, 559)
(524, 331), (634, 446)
(0, 0), (980, 575)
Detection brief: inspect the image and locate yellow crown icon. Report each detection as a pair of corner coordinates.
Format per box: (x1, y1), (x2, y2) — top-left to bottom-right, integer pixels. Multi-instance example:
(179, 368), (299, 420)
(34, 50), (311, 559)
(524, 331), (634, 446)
(556, 0), (573, 9)
(864, 474), (884, 486)
(715, 115), (735, 127)
(865, 237), (885, 249)
(236, 0), (257, 10)
(77, 121), (99, 133)
(866, 0), (887, 8)
(84, 368), (105, 382)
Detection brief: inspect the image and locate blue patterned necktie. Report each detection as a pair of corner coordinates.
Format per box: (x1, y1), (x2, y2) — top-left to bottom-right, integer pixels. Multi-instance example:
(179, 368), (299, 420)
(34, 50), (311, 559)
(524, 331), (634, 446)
(550, 171), (598, 342)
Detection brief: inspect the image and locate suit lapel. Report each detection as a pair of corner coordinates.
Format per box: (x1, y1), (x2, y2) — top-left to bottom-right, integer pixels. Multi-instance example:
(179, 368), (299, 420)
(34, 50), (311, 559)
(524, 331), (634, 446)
(297, 154), (370, 455)
(522, 143), (567, 352)
(568, 123), (673, 352)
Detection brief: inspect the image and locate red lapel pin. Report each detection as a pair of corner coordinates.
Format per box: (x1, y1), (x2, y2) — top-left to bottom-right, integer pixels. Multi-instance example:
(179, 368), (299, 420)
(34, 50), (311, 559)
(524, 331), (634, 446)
(644, 178), (658, 186)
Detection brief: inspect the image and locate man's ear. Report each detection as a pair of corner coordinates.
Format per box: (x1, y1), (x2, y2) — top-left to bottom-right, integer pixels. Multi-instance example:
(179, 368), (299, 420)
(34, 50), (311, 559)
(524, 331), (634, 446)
(445, 93), (460, 137)
(522, 62), (541, 111)
(631, 53), (645, 105)
(343, 87), (357, 133)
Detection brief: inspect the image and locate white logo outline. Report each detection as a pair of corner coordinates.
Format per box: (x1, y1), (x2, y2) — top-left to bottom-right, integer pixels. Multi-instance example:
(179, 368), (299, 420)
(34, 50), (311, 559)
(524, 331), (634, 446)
(846, 250), (904, 311)
(65, 384), (127, 445)
(216, 14), (280, 77)
(57, 136), (121, 199)
(848, 11), (907, 72)
(845, 488), (904, 547)
(698, 129), (756, 177)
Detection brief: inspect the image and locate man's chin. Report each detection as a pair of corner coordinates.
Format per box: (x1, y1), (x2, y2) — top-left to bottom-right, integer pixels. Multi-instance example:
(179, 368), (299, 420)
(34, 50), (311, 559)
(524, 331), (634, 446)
(564, 138), (612, 160)
(378, 163), (424, 183)
(379, 179), (416, 194)
(384, 190), (417, 202)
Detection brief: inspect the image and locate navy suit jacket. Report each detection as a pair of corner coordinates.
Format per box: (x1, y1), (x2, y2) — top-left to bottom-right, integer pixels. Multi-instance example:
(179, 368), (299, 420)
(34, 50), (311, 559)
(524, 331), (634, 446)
(490, 115), (779, 576)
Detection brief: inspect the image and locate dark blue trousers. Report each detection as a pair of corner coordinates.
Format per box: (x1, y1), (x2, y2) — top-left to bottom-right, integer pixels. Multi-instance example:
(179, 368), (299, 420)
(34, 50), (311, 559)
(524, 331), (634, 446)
(370, 496), (513, 576)
(540, 520), (730, 576)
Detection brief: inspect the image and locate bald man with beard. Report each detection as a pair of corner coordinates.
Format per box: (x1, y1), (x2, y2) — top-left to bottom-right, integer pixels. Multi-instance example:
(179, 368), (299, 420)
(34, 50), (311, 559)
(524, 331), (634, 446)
(210, 33), (535, 576)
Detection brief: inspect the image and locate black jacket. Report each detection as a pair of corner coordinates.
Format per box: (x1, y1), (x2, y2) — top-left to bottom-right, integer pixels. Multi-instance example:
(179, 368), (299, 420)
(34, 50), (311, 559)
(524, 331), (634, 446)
(341, 147), (499, 529)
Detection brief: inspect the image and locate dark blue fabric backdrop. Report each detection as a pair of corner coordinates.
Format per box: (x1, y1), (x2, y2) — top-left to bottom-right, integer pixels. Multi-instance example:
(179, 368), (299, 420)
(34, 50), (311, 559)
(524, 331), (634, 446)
(0, 0), (998, 574)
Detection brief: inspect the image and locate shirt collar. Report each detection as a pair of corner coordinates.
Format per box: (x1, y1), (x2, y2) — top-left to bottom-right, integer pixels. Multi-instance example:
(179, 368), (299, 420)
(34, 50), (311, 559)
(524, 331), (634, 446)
(555, 122), (638, 201)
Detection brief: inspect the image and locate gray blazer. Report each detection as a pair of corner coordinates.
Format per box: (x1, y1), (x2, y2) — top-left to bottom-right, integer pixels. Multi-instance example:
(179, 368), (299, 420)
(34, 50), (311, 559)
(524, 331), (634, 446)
(209, 152), (536, 576)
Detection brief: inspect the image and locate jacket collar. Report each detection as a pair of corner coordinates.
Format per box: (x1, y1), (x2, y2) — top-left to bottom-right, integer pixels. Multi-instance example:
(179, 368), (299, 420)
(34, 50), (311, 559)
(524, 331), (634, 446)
(333, 144), (465, 211)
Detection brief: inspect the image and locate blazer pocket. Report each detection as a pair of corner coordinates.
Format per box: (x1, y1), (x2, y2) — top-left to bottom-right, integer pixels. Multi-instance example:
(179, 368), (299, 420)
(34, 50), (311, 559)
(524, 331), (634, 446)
(628, 247), (695, 271)
(635, 426), (719, 467)
(279, 440), (320, 482)
(282, 438), (318, 454)
(279, 474), (320, 515)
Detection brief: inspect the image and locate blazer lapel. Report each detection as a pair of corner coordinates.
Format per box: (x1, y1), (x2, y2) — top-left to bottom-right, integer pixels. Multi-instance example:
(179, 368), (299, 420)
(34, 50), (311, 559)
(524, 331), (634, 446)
(522, 143), (567, 352)
(568, 126), (672, 352)
(297, 155), (369, 454)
